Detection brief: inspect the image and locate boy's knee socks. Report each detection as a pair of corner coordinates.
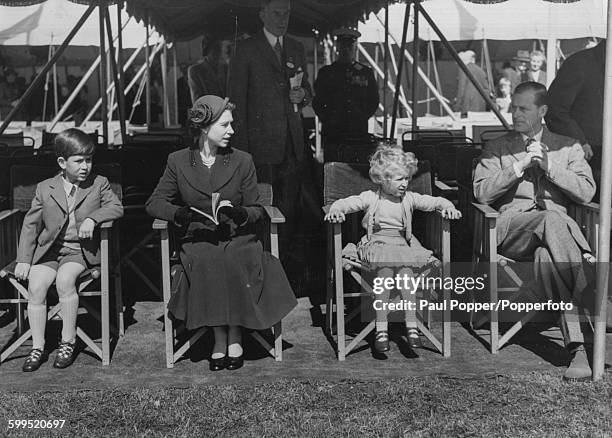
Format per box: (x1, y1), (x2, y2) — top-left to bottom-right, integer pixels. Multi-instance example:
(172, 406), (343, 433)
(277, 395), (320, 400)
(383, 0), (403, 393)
(59, 294), (78, 343)
(27, 302), (47, 350)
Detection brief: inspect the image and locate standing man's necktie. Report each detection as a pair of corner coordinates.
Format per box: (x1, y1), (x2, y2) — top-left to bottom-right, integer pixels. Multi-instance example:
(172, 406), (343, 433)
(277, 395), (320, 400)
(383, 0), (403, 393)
(274, 37), (283, 64)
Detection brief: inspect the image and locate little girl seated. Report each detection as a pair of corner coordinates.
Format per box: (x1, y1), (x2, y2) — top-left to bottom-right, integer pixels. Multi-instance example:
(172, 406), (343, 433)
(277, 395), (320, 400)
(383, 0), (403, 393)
(325, 146), (461, 353)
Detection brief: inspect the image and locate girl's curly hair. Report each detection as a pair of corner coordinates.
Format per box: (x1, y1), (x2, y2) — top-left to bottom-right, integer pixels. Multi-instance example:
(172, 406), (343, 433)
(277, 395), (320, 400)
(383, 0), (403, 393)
(368, 145), (418, 185)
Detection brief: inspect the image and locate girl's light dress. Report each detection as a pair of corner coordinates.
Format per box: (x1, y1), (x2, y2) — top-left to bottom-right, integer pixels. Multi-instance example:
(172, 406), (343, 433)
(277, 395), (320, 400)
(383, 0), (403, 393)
(330, 190), (454, 270)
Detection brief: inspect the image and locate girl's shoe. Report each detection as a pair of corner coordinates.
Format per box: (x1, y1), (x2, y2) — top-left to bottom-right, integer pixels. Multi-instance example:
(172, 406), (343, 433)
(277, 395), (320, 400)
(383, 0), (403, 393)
(22, 348), (46, 372)
(407, 328), (422, 349)
(374, 331), (390, 353)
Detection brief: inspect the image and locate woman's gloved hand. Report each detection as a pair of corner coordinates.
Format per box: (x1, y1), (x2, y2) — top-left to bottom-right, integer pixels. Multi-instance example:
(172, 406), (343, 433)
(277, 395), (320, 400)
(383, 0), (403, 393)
(174, 206), (193, 228)
(219, 205), (248, 226)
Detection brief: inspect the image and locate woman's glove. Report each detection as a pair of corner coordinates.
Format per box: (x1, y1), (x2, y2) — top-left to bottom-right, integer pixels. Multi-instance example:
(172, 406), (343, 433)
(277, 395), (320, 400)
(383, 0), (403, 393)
(219, 206), (248, 226)
(174, 206), (193, 228)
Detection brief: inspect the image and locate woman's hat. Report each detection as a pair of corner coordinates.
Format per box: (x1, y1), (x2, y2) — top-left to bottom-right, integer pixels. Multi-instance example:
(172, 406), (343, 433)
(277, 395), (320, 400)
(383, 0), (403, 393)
(188, 95), (229, 127)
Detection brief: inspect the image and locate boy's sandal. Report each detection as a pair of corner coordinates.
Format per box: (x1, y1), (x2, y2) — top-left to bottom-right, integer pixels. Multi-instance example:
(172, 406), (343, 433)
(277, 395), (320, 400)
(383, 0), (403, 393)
(374, 330), (390, 353)
(407, 328), (423, 349)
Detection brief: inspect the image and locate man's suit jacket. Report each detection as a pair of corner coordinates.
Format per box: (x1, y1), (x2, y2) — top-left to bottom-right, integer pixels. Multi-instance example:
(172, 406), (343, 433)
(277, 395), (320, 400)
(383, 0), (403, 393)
(456, 63), (489, 113)
(17, 174), (123, 266)
(473, 128), (596, 245)
(145, 147), (264, 236)
(229, 31), (312, 166)
(545, 41), (605, 148)
(187, 57), (226, 103)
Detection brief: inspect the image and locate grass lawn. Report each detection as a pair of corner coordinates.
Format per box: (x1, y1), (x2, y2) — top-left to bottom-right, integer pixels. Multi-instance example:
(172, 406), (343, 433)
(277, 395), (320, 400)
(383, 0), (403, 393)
(1, 373), (610, 437)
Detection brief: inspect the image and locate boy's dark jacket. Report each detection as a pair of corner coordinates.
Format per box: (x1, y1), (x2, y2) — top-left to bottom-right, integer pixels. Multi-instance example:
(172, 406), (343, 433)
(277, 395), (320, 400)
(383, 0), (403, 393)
(17, 173), (123, 266)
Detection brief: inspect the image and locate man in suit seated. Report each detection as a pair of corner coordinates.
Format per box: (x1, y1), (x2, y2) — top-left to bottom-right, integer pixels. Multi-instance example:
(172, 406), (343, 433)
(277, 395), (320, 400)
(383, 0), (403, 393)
(473, 82), (597, 381)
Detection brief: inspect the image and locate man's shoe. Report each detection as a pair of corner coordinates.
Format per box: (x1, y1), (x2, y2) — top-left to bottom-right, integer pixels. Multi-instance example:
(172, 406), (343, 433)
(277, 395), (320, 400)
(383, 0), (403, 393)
(374, 331), (390, 353)
(563, 344), (592, 381)
(22, 348), (46, 372)
(53, 341), (76, 369)
(407, 328), (423, 349)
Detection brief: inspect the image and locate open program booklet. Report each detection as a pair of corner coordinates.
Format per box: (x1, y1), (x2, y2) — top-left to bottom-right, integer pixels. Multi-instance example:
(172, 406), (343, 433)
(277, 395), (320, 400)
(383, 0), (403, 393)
(190, 193), (233, 225)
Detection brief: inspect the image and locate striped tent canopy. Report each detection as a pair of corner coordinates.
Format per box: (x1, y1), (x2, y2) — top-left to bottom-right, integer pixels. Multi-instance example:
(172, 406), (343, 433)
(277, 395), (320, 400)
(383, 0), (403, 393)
(0, 0), (154, 47)
(360, 0), (607, 42)
(124, 0), (389, 41)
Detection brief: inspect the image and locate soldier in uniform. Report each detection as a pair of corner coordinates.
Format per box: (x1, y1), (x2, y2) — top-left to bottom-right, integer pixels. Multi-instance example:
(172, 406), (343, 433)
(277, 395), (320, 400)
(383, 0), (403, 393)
(313, 28), (379, 162)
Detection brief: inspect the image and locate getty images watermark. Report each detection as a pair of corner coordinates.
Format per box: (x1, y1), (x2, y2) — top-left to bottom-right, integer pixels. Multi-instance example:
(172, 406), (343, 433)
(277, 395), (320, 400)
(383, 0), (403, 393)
(358, 260), (592, 323)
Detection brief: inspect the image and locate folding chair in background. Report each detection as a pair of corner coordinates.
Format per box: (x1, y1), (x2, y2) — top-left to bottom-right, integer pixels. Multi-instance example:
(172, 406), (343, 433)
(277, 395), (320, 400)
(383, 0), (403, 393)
(323, 161), (452, 360)
(0, 164), (124, 365)
(152, 183), (286, 368)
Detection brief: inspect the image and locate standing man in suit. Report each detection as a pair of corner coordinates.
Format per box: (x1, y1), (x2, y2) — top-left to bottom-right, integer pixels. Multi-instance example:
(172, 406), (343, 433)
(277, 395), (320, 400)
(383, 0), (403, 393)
(545, 40), (605, 183)
(455, 50), (489, 114)
(229, 0), (312, 240)
(473, 82), (597, 381)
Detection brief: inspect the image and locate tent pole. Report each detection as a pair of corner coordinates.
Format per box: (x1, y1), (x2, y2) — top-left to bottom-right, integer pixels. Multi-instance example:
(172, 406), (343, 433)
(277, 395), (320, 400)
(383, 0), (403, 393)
(410, 0), (419, 132)
(117, 0), (128, 142)
(378, 41), (408, 114)
(172, 44), (179, 126)
(99, 5), (108, 144)
(105, 6), (127, 145)
(145, 8), (151, 127)
(374, 14), (455, 120)
(83, 40), (162, 125)
(313, 34), (321, 160)
(161, 43), (170, 127)
(546, 38), (557, 88)
(426, 39), (431, 115)
(358, 44), (411, 114)
(0, 5), (96, 135)
(390, 0), (411, 138)
(383, 2), (389, 138)
(592, 0), (612, 382)
(42, 44), (53, 123)
(417, 4), (510, 129)
(53, 45), (59, 118)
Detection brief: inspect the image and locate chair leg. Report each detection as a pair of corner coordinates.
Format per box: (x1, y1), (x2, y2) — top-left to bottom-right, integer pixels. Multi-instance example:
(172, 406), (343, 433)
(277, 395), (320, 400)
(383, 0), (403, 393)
(273, 321), (282, 361)
(160, 228), (175, 369)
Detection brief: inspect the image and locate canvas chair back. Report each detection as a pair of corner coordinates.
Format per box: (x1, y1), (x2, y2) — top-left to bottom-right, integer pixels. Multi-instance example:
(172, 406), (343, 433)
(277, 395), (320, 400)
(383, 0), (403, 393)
(10, 164), (123, 211)
(323, 161), (432, 207)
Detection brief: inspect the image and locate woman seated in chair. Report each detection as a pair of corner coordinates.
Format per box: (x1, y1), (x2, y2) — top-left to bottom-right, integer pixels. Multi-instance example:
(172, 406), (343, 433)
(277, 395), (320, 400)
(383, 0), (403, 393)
(146, 95), (296, 371)
(325, 146), (461, 353)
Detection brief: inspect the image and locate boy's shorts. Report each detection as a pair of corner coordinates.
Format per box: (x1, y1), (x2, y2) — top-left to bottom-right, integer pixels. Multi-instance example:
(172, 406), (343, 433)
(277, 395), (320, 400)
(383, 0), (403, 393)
(36, 244), (91, 271)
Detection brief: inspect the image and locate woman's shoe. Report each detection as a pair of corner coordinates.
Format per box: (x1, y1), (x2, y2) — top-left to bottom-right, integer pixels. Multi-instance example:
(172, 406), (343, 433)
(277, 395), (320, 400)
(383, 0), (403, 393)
(407, 328), (422, 349)
(226, 355), (244, 370)
(374, 331), (390, 353)
(209, 356), (227, 371)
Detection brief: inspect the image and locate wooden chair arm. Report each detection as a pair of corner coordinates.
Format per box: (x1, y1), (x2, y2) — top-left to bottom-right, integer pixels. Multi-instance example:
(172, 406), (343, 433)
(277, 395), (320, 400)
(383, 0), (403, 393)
(574, 202), (600, 213)
(434, 180), (458, 192)
(100, 220), (114, 229)
(263, 206), (285, 224)
(472, 203), (500, 219)
(152, 219), (169, 230)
